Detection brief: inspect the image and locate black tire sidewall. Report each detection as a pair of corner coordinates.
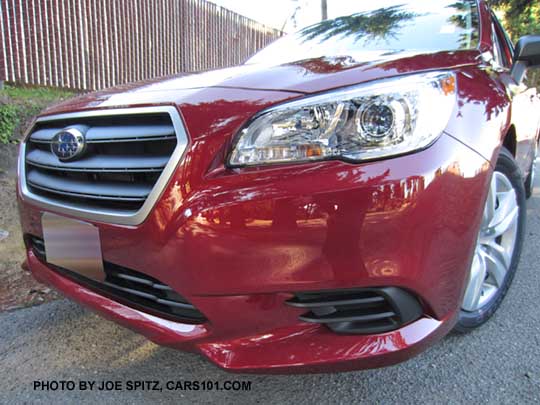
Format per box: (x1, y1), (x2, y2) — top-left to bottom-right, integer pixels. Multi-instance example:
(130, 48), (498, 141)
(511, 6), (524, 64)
(455, 148), (526, 332)
(525, 140), (537, 199)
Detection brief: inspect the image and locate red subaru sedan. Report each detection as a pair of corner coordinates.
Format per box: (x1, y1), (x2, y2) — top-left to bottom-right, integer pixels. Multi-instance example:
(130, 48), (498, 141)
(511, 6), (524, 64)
(17, 0), (540, 373)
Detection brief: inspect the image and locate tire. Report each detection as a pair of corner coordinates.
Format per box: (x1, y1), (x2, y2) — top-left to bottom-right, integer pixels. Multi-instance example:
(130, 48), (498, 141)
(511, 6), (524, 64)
(524, 138), (538, 199)
(454, 147), (526, 333)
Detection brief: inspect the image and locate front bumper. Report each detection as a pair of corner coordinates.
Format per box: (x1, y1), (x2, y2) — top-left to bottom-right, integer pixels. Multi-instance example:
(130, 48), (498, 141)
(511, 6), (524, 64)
(19, 132), (491, 373)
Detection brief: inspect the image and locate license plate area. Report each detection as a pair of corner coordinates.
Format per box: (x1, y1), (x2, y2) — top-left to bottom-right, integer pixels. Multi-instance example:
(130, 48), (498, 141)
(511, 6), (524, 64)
(42, 212), (105, 282)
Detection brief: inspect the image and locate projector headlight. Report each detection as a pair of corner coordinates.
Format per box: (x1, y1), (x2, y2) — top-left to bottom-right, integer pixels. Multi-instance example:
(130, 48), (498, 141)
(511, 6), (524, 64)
(228, 72), (456, 167)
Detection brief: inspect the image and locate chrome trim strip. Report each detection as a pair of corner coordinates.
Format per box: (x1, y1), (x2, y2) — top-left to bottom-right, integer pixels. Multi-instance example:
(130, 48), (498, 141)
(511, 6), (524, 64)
(30, 135), (177, 144)
(19, 106), (189, 226)
(27, 182), (148, 202)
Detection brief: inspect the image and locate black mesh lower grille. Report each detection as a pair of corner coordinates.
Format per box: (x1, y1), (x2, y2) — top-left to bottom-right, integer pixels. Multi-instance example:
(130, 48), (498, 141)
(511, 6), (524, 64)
(28, 235), (206, 323)
(286, 287), (423, 334)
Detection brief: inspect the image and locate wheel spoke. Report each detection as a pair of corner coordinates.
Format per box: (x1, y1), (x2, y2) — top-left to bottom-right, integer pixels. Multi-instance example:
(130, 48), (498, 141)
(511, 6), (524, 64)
(483, 245), (508, 287)
(480, 187), (518, 240)
(483, 175), (497, 226)
(462, 251), (487, 311)
(490, 204), (518, 239)
(490, 188), (516, 225)
(462, 169), (520, 313)
(485, 239), (511, 268)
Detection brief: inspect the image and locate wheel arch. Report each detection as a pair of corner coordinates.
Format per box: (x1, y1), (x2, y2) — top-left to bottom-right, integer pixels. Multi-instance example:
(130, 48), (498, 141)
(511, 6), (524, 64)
(502, 125), (517, 158)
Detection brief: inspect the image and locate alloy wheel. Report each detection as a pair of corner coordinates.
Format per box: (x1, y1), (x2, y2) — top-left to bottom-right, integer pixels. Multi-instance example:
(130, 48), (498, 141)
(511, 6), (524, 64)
(462, 171), (520, 312)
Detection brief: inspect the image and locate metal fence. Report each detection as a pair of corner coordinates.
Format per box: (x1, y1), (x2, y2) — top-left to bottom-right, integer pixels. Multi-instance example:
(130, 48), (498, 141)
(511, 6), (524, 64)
(0, 0), (281, 91)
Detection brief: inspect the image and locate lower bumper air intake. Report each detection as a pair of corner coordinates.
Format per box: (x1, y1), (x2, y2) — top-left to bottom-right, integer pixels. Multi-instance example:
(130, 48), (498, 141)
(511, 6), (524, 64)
(27, 235), (206, 324)
(286, 287), (423, 334)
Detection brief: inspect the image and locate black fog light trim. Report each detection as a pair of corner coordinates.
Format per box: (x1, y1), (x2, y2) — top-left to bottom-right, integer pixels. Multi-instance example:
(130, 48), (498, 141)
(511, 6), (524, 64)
(286, 287), (423, 334)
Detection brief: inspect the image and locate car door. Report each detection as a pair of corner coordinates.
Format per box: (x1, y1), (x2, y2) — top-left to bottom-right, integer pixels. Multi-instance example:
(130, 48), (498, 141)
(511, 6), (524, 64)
(491, 14), (538, 175)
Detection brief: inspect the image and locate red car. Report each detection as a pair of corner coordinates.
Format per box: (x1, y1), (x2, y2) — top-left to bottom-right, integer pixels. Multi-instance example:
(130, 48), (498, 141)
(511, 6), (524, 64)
(17, 0), (540, 373)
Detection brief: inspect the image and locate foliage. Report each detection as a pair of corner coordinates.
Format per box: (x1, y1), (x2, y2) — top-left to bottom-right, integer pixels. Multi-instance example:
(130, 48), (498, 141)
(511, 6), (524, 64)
(489, 1), (540, 88)
(0, 104), (20, 144)
(0, 85), (76, 144)
(489, 0), (534, 20)
(2, 86), (75, 103)
(300, 6), (417, 44)
(489, 0), (540, 40)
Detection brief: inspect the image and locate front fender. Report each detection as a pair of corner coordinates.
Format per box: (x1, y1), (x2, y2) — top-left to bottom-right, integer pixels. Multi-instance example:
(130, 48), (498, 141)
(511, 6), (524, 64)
(444, 68), (511, 166)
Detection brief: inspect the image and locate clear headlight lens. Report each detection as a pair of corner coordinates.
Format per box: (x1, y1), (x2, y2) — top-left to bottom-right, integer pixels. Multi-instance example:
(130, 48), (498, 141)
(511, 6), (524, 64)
(228, 72), (456, 167)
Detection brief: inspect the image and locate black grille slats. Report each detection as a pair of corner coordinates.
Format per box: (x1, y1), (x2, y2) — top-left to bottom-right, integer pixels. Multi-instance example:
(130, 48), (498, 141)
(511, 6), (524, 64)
(30, 235), (46, 259)
(28, 236), (206, 323)
(286, 287), (423, 335)
(27, 170), (153, 201)
(26, 149), (170, 173)
(24, 113), (177, 212)
(103, 262), (205, 318)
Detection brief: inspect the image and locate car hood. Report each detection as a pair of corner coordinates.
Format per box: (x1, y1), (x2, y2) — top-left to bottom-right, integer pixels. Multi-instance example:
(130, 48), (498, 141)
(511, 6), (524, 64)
(43, 50), (480, 115)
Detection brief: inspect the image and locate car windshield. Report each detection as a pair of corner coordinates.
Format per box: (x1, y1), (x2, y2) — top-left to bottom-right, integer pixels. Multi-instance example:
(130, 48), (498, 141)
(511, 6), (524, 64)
(246, 0), (480, 65)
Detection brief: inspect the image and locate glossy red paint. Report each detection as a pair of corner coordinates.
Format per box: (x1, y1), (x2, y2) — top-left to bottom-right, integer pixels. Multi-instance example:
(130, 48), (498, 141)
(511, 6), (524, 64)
(19, 130), (491, 371)
(17, 0), (539, 373)
(41, 51), (481, 108)
(27, 249), (455, 373)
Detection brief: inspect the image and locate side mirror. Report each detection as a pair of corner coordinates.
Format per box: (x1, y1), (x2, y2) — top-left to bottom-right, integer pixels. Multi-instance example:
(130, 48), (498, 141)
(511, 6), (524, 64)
(511, 35), (540, 84)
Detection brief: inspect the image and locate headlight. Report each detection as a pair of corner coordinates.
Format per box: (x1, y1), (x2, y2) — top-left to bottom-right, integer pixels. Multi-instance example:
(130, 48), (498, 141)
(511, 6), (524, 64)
(228, 72), (456, 167)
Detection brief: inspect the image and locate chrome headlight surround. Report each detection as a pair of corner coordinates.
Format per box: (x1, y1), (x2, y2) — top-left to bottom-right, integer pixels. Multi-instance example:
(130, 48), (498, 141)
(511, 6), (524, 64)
(228, 71), (456, 167)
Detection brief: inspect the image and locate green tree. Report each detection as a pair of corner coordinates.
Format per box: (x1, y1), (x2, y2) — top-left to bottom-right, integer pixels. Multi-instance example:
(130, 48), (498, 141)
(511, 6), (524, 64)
(489, 0), (540, 39)
(299, 6), (417, 44)
(490, 1), (540, 88)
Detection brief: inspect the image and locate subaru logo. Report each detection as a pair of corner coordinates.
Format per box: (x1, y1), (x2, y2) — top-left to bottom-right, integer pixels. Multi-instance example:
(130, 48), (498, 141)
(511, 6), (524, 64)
(51, 127), (86, 161)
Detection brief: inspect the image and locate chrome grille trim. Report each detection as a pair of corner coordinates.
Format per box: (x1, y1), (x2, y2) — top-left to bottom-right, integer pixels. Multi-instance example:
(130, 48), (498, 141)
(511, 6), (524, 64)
(30, 124), (177, 143)
(18, 106), (189, 226)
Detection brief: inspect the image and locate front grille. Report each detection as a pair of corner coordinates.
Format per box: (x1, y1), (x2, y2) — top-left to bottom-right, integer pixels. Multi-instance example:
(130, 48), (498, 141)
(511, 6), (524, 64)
(286, 287), (423, 334)
(25, 113), (175, 211)
(28, 235), (206, 323)
(20, 107), (188, 225)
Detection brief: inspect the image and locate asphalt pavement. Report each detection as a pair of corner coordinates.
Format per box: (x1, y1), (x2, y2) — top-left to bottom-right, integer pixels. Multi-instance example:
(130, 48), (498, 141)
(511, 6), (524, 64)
(1, 161), (539, 405)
